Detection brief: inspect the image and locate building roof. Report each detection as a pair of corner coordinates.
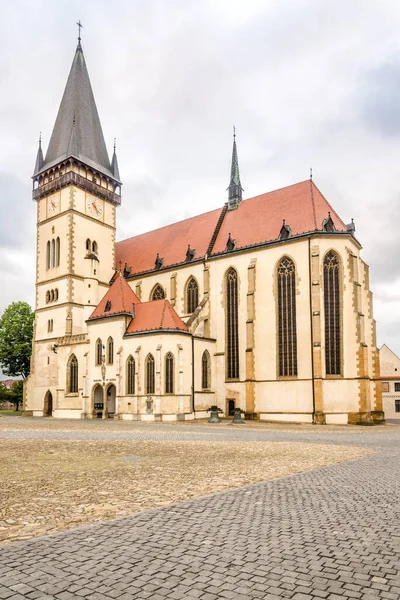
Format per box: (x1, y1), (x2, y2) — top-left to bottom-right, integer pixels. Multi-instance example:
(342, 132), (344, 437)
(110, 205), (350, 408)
(116, 180), (348, 275)
(125, 300), (188, 334)
(37, 42), (115, 180)
(88, 275), (140, 320)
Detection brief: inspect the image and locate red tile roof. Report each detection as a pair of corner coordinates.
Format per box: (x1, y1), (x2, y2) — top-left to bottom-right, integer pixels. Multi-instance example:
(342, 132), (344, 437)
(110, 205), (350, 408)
(88, 275), (140, 320)
(126, 299), (188, 334)
(212, 180), (346, 254)
(116, 181), (347, 274)
(116, 206), (224, 275)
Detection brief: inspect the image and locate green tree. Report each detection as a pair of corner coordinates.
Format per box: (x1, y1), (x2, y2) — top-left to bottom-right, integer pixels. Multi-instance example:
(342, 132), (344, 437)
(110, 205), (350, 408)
(0, 302), (34, 379)
(8, 380), (23, 411)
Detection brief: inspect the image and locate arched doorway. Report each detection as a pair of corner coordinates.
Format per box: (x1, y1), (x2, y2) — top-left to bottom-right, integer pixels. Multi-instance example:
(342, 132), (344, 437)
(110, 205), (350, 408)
(44, 391), (53, 417)
(107, 384), (116, 417)
(93, 384), (104, 418)
(228, 399), (235, 416)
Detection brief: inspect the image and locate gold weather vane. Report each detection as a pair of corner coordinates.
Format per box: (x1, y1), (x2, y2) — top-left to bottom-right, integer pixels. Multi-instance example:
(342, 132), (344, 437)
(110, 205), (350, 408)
(76, 20), (83, 44)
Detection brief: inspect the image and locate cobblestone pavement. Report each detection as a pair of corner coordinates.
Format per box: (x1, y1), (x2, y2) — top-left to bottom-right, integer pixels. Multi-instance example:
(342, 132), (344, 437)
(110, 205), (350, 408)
(0, 420), (399, 599)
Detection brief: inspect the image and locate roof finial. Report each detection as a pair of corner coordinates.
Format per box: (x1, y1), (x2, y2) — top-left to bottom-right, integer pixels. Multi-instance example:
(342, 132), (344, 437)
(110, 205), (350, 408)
(310, 166), (313, 181)
(76, 20), (83, 45)
(233, 125), (236, 138)
(39, 131), (42, 149)
(113, 137), (116, 153)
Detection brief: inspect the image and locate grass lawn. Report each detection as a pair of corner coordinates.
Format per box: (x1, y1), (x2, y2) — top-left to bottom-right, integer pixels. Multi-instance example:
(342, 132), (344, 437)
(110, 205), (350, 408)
(0, 410), (21, 416)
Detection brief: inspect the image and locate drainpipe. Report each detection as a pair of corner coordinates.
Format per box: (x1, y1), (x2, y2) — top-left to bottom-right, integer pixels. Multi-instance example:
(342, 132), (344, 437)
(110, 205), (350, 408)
(191, 335), (195, 416)
(308, 237), (316, 422)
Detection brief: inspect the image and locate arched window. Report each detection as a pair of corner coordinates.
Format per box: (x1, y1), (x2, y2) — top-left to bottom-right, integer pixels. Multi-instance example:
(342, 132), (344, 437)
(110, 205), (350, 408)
(51, 239), (55, 268)
(151, 285), (165, 300)
(95, 338), (103, 366)
(165, 353), (174, 394)
(202, 350), (211, 389)
(146, 354), (155, 394)
(126, 355), (135, 395)
(50, 289), (54, 302)
(324, 251), (341, 375)
(186, 277), (199, 314)
(46, 291), (50, 304)
(54, 289), (58, 301)
(277, 257), (297, 377)
(67, 354), (78, 393)
(46, 241), (51, 270)
(107, 337), (114, 365)
(56, 237), (60, 267)
(92, 241), (98, 254)
(226, 268), (239, 379)
(86, 239), (91, 251)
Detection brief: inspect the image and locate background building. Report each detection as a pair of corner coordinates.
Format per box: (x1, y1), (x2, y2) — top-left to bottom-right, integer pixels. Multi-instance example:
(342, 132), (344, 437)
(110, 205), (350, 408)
(380, 344), (400, 421)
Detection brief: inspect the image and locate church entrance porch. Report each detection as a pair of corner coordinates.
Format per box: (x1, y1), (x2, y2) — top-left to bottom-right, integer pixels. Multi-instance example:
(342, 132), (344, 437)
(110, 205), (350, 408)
(106, 384), (116, 417)
(43, 391), (53, 417)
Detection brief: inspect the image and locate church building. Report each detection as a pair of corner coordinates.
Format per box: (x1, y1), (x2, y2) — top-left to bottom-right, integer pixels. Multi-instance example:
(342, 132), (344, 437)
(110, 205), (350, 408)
(24, 37), (384, 425)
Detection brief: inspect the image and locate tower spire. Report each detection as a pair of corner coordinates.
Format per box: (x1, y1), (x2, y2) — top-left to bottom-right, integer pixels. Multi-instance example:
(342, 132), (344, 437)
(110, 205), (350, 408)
(33, 132), (44, 175)
(111, 138), (121, 181)
(227, 126), (243, 210)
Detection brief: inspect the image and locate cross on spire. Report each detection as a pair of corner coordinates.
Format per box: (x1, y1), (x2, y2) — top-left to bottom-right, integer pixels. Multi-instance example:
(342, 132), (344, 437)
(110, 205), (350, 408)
(76, 20), (83, 44)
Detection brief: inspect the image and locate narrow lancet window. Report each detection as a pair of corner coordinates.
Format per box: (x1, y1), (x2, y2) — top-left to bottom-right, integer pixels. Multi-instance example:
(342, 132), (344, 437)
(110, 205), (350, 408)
(146, 354), (155, 394)
(95, 338), (103, 366)
(277, 257), (297, 377)
(202, 350), (211, 389)
(165, 353), (174, 394)
(68, 355), (78, 393)
(226, 268), (239, 379)
(186, 277), (199, 314)
(324, 251), (341, 375)
(127, 355), (135, 394)
(107, 337), (114, 365)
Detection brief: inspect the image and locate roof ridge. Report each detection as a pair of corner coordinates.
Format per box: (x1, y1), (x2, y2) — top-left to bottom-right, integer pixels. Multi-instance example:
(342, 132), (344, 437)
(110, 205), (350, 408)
(207, 203), (228, 256)
(160, 299), (167, 329)
(310, 180), (347, 230)
(309, 179), (317, 230)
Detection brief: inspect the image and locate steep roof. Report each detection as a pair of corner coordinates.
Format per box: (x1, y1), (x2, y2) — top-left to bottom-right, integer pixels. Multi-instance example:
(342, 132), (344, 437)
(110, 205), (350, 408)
(37, 42), (114, 179)
(88, 275), (140, 320)
(116, 180), (348, 275)
(126, 300), (188, 334)
(116, 206), (224, 275)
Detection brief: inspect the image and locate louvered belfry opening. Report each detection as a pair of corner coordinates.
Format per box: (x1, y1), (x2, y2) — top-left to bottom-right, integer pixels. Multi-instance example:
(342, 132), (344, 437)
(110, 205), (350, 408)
(186, 277), (199, 314)
(68, 355), (78, 393)
(202, 350), (210, 389)
(146, 354), (155, 394)
(152, 285), (165, 300)
(165, 353), (174, 394)
(277, 257), (298, 377)
(226, 268), (239, 379)
(127, 355), (135, 394)
(324, 251), (341, 375)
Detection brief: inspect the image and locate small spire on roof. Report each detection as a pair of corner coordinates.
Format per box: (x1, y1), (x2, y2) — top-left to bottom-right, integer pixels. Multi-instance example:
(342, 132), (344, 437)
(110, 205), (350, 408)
(310, 166), (313, 181)
(227, 127), (243, 210)
(33, 132), (44, 175)
(111, 137), (121, 181)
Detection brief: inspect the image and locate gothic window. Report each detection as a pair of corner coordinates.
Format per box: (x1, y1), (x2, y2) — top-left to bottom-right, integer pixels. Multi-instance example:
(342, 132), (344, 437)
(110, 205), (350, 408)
(67, 354), (78, 394)
(226, 268), (239, 379)
(277, 256), (298, 377)
(151, 285), (165, 301)
(92, 241), (98, 254)
(146, 354), (155, 394)
(50, 289), (54, 302)
(202, 350), (211, 389)
(126, 355), (135, 394)
(86, 239), (91, 251)
(165, 353), (174, 394)
(324, 251), (341, 375)
(95, 338), (103, 366)
(54, 289), (59, 301)
(186, 277), (199, 314)
(51, 239), (55, 268)
(107, 337), (114, 365)
(46, 291), (50, 303)
(47, 319), (53, 333)
(56, 237), (60, 267)
(46, 241), (51, 270)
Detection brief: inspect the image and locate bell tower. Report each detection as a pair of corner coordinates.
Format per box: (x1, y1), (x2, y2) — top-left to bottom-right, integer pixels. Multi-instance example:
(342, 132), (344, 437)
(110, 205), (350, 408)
(31, 35), (121, 344)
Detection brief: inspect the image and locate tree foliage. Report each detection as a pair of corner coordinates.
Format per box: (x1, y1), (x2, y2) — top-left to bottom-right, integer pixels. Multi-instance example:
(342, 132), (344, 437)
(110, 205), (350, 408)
(0, 302), (34, 378)
(0, 380), (23, 410)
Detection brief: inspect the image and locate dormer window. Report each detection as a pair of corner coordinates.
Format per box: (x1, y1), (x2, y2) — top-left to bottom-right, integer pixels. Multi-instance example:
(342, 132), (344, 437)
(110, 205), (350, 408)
(225, 233), (236, 252)
(155, 254), (164, 270)
(279, 220), (291, 240)
(186, 245), (196, 262)
(323, 212), (335, 232)
(105, 300), (112, 312)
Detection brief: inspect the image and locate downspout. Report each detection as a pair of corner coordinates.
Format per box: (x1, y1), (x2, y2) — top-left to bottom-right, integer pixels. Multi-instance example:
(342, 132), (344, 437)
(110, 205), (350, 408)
(191, 335), (195, 416)
(308, 236), (316, 422)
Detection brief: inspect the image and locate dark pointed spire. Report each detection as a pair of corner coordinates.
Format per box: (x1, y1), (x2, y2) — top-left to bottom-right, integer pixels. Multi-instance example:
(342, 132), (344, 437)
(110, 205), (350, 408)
(111, 138), (121, 181)
(33, 132), (44, 175)
(36, 39), (114, 179)
(227, 126), (243, 210)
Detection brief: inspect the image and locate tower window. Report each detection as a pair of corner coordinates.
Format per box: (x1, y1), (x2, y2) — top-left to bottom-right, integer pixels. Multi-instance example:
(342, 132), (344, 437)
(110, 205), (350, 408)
(95, 338), (103, 366)
(165, 353), (174, 394)
(126, 355), (135, 395)
(226, 268), (239, 379)
(151, 285), (165, 301)
(324, 251), (341, 375)
(86, 239), (91, 251)
(46, 291), (50, 304)
(186, 277), (199, 314)
(67, 354), (78, 394)
(92, 241), (98, 254)
(146, 354), (155, 394)
(202, 350), (211, 389)
(46, 241), (51, 270)
(277, 256), (298, 377)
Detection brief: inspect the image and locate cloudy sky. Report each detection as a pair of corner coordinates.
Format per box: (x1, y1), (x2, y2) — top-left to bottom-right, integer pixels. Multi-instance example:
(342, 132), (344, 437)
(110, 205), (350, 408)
(1, 0), (400, 356)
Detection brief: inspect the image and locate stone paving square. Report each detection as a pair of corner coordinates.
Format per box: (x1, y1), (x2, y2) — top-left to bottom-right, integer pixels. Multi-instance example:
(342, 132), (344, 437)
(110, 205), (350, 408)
(0, 418), (399, 599)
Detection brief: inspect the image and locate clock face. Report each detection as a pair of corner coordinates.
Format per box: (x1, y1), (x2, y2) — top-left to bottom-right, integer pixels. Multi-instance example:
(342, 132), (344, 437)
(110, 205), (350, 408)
(86, 196), (104, 219)
(47, 194), (60, 215)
